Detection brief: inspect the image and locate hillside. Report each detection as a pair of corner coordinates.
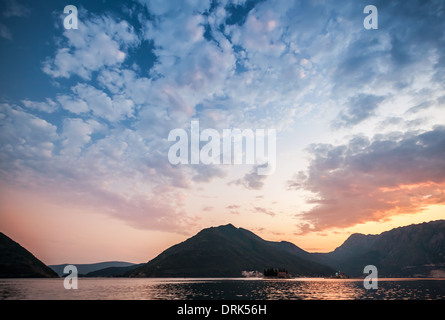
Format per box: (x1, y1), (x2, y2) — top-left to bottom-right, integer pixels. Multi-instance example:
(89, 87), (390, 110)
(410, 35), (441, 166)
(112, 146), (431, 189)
(128, 224), (334, 277)
(0, 232), (58, 278)
(312, 220), (445, 277)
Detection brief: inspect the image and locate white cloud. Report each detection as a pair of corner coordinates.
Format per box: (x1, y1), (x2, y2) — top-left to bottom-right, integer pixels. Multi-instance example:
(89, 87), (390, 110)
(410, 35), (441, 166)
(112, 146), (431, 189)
(139, 0), (236, 122)
(72, 84), (135, 122)
(228, 7), (286, 56)
(61, 118), (104, 156)
(57, 95), (89, 114)
(138, 0), (210, 16)
(43, 15), (139, 79)
(22, 98), (58, 113)
(97, 68), (152, 105)
(0, 104), (58, 168)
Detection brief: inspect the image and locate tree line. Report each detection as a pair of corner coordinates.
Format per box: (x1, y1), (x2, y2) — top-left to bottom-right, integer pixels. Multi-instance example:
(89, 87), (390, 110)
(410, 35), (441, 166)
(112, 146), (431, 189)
(263, 268), (288, 276)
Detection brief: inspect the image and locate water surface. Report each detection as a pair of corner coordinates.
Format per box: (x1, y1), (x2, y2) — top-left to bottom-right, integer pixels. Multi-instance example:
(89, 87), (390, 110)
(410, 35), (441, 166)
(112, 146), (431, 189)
(0, 278), (443, 300)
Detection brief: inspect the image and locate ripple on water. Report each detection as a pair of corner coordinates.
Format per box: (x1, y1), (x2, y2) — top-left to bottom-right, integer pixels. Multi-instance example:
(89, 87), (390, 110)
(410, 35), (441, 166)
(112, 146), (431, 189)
(0, 278), (444, 300)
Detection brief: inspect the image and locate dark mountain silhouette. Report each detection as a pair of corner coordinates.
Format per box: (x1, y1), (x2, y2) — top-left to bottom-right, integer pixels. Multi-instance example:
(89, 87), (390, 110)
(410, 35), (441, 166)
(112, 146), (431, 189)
(5, 220), (443, 278)
(49, 261), (137, 277)
(128, 224), (334, 277)
(0, 232), (58, 278)
(312, 220), (445, 277)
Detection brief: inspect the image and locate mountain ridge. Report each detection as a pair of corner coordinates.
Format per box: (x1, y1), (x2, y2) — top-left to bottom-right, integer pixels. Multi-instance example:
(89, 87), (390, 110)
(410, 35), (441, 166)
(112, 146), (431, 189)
(49, 261), (137, 277)
(2, 220), (444, 278)
(0, 232), (58, 278)
(129, 223), (334, 277)
(312, 220), (445, 277)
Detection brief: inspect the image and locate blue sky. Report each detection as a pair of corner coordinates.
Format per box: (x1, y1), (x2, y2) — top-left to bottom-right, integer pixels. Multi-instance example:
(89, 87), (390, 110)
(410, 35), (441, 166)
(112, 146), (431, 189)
(0, 0), (444, 263)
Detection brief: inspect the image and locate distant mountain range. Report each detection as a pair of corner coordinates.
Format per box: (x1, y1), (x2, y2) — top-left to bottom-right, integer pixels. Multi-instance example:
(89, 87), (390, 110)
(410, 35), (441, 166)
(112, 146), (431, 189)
(49, 261), (139, 277)
(1, 220), (444, 278)
(82, 263), (144, 277)
(0, 232), (58, 278)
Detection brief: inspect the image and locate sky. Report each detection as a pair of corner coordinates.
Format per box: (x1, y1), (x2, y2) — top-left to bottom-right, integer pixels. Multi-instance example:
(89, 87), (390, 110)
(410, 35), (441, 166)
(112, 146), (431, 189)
(0, 0), (444, 265)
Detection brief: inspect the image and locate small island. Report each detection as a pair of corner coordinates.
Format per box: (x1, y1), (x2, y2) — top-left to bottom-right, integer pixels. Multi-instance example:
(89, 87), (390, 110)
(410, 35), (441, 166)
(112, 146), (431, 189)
(263, 268), (291, 279)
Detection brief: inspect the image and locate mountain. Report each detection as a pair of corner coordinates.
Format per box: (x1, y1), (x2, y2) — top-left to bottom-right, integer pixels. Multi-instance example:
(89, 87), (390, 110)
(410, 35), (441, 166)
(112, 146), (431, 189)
(49, 261), (136, 277)
(83, 263), (144, 277)
(0, 232), (58, 278)
(312, 220), (445, 277)
(128, 224), (334, 277)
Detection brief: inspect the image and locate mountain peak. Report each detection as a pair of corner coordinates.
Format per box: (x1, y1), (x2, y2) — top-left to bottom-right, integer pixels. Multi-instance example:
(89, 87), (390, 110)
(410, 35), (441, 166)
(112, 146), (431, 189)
(333, 232), (377, 254)
(130, 224), (334, 277)
(201, 223), (237, 232)
(218, 223), (237, 229)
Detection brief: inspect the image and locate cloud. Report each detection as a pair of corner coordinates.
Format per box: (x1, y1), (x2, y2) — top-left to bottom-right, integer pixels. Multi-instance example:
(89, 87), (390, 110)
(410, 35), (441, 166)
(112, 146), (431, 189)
(138, 0), (210, 16)
(407, 101), (434, 114)
(335, 94), (386, 127)
(2, 0), (30, 17)
(56, 95), (89, 114)
(71, 84), (135, 122)
(230, 164), (268, 190)
(0, 103), (58, 170)
(331, 0), (445, 95)
(65, 183), (197, 234)
(61, 118), (104, 156)
(290, 126), (445, 234)
(43, 14), (139, 79)
(2, 0), (445, 238)
(192, 164), (227, 183)
(134, 0), (445, 134)
(0, 102), (197, 234)
(0, 22), (12, 40)
(22, 98), (58, 113)
(97, 68), (152, 105)
(226, 204), (240, 215)
(252, 206), (276, 217)
(141, 4), (236, 118)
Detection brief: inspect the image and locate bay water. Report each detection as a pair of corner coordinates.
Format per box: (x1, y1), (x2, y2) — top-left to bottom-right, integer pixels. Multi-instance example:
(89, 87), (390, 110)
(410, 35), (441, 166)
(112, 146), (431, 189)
(0, 278), (444, 300)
